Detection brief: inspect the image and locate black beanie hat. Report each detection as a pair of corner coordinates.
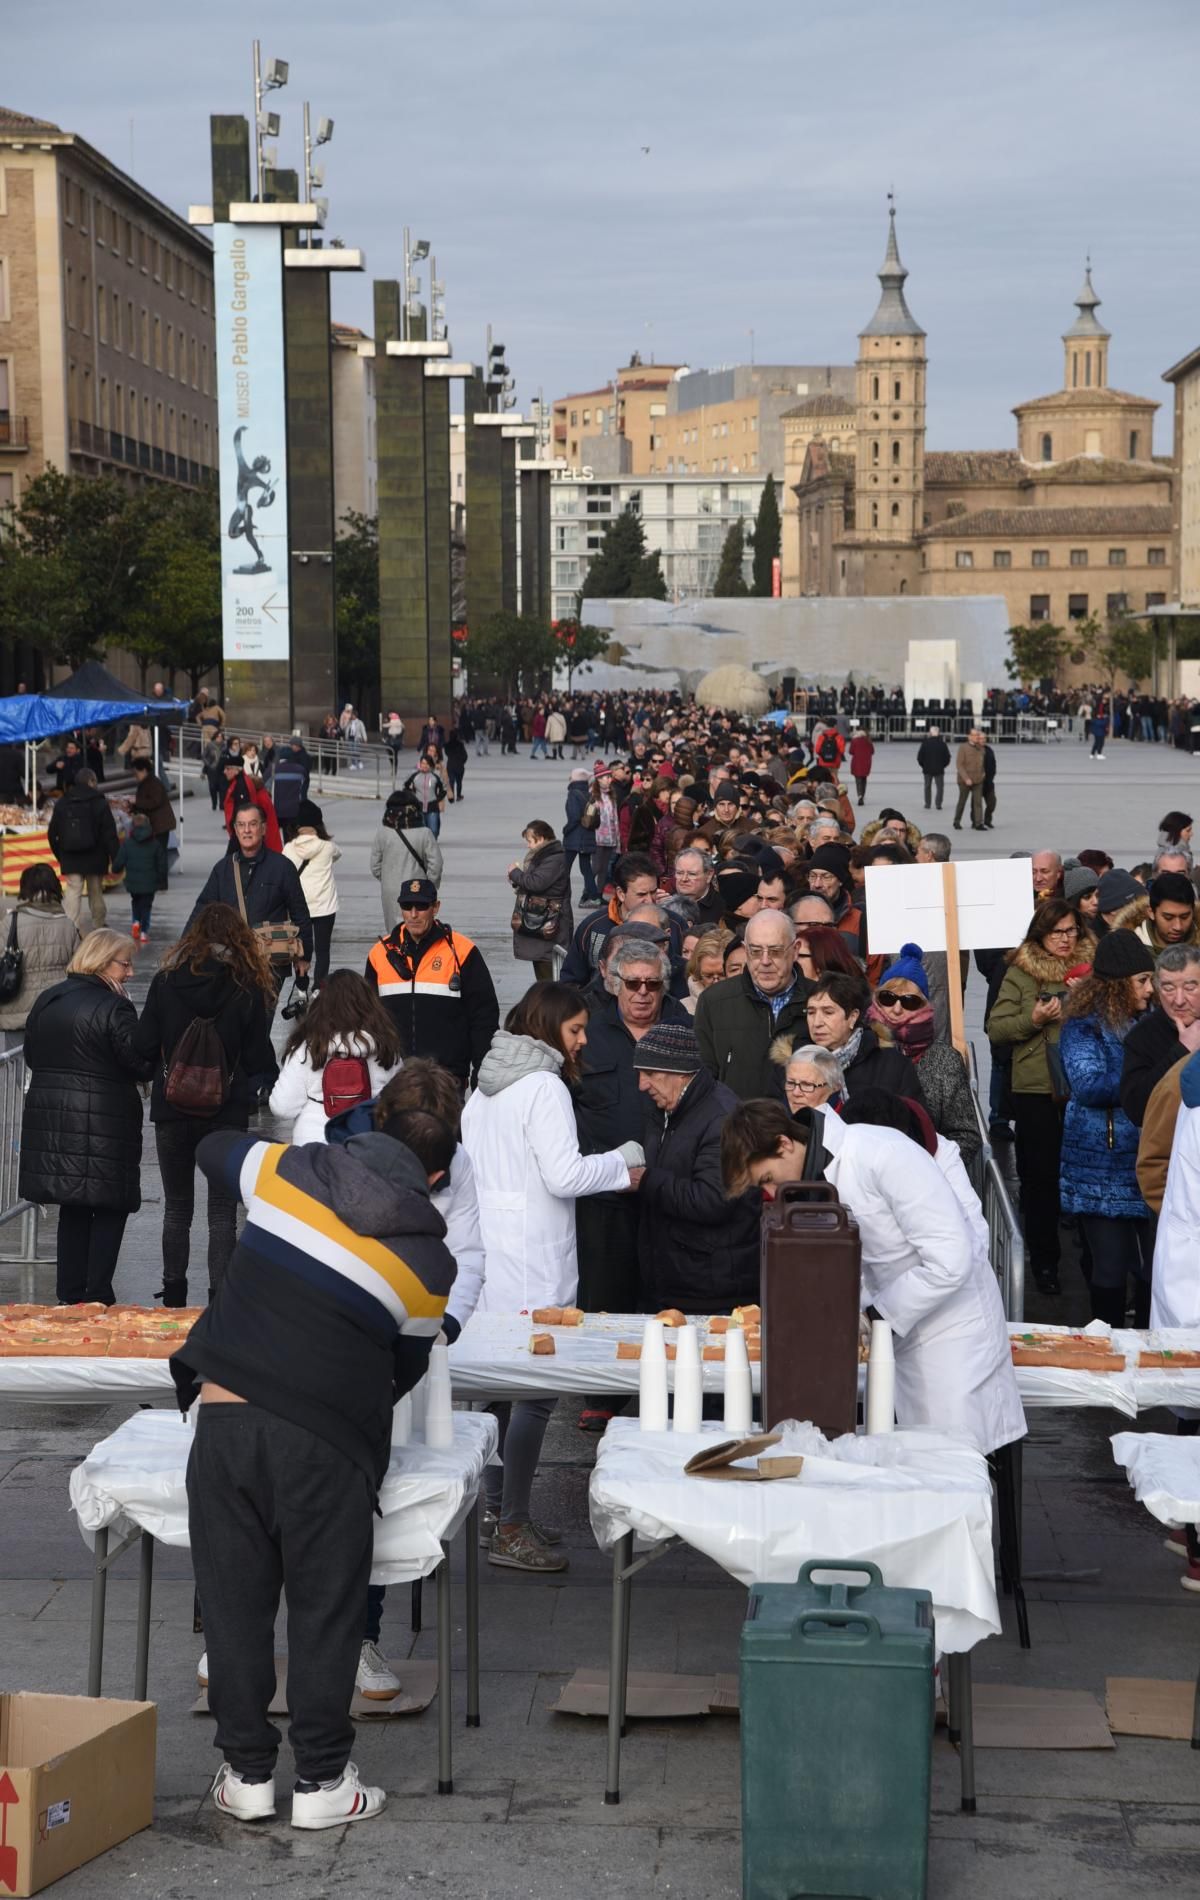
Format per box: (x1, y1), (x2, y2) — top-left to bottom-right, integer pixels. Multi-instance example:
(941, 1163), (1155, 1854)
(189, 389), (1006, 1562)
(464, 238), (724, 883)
(1093, 929), (1156, 980)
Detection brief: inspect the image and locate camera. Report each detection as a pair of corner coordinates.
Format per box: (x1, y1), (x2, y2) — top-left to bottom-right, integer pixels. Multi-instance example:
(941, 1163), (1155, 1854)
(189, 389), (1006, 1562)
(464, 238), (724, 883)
(280, 985), (309, 1022)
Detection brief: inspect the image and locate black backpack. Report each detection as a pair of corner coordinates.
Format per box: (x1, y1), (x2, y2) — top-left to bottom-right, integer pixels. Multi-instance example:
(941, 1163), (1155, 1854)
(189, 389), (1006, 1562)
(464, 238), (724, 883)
(53, 794), (96, 856)
(273, 757), (306, 822)
(163, 1015), (231, 1116)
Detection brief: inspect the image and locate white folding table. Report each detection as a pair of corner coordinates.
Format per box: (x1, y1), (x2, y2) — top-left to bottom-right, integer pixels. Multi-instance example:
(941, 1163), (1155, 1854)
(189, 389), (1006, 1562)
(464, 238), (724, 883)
(68, 1408), (498, 1795)
(588, 1419), (1001, 1812)
(1111, 1429), (1200, 1749)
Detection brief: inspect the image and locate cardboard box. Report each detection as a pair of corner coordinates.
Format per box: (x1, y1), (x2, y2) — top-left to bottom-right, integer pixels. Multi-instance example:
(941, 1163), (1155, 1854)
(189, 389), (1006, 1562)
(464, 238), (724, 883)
(0, 1693), (155, 1896)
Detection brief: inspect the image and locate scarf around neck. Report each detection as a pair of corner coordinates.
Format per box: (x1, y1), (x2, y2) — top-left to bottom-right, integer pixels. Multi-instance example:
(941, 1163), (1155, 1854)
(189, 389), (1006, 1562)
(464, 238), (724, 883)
(867, 1000), (936, 1059)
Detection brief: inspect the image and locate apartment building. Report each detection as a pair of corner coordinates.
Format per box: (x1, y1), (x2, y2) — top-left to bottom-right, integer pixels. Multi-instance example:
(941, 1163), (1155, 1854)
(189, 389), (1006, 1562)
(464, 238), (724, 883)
(0, 104), (217, 521)
(550, 471), (763, 621)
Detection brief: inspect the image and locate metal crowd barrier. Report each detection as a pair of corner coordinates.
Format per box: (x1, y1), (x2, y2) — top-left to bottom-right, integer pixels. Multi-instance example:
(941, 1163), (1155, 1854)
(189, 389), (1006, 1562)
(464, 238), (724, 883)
(837, 714), (1072, 745)
(0, 1047), (42, 1301)
(176, 723), (401, 801)
(967, 1061), (1025, 1323)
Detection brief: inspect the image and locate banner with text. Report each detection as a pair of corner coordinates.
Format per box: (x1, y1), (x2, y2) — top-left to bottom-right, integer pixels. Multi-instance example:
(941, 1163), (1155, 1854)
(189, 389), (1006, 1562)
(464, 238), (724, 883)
(214, 224), (290, 661)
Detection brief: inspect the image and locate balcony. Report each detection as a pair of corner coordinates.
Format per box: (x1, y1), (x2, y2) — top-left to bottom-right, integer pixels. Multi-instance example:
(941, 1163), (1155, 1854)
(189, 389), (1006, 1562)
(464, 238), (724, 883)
(0, 415), (29, 450)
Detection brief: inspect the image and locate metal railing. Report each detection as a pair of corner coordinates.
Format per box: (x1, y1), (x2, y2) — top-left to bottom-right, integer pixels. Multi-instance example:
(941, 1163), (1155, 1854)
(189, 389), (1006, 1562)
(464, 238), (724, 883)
(0, 1047), (42, 1301)
(834, 713), (1073, 745)
(967, 1055), (1025, 1322)
(177, 723), (408, 801)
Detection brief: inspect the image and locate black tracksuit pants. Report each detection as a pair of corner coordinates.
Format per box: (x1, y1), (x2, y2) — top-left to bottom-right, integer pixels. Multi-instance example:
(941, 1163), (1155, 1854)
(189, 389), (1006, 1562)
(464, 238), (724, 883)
(187, 1404), (375, 1784)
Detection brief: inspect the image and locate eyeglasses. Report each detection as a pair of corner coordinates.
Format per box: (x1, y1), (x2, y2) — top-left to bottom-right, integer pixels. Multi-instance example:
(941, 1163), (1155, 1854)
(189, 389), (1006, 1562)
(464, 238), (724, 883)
(876, 990), (926, 1012)
(620, 976), (664, 994)
(746, 943), (792, 961)
(108, 958), (134, 972)
(400, 902), (433, 914)
(1045, 927), (1078, 943)
(785, 1077), (827, 1095)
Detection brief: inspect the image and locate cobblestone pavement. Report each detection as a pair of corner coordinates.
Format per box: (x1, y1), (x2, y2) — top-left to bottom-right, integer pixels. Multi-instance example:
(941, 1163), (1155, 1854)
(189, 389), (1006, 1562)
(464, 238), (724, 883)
(3, 734), (1200, 1897)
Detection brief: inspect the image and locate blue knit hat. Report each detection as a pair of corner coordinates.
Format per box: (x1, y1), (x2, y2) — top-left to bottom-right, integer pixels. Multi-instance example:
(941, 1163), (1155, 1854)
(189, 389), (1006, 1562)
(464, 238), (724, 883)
(878, 942), (929, 996)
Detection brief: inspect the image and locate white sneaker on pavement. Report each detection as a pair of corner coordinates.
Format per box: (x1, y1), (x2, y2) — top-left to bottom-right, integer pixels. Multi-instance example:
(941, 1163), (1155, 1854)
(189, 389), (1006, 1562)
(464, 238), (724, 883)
(355, 1639), (401, 1700)
(291, 1762), (386, 1830)
(211, 1762), (276, 1823)
(197, 1650), (209, 1687)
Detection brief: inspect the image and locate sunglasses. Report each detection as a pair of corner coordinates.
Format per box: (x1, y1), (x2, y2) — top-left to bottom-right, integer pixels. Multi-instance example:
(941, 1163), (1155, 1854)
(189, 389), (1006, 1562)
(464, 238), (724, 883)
(400, 902), (434, 913)
(620, 976), (664, 994)
(876, 991), (926, 1012)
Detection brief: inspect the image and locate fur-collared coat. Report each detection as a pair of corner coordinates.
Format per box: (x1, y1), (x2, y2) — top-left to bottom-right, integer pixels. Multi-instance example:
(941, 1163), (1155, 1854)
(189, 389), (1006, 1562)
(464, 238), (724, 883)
(987, 939), (1076, 1095)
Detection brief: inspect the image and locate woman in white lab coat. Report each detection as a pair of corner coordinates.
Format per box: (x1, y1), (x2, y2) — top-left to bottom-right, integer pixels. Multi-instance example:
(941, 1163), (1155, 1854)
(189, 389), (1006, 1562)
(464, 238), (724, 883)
(1152, 1049), (1200, 1328)
(721, 1097), (1025, 1456)
(461, 983), (640, 1574)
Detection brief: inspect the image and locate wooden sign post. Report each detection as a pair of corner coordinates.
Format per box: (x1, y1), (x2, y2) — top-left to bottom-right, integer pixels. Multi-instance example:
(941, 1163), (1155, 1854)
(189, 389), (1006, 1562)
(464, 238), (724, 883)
(941, 862), (969, 1064)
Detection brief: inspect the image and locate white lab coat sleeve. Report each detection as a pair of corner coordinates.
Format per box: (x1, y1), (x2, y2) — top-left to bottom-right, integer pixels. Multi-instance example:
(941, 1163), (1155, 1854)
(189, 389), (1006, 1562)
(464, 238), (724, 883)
(869, 1150), (975, 1339)
(268, 1047), (313, 1129)
(1152, 1106), (1200, 1328)
(530, 1080), (631, 1199)
(438, 1145), (486, 1328)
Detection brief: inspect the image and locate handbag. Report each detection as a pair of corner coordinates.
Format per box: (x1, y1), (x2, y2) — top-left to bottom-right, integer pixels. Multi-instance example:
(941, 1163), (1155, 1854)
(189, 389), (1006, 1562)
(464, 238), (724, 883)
(511, 890), (563, 941)
(1044, 1034), (1070, 1105)
(0, 910), (23, 1003)
(580, 799), (600, 831)
(231, 859), (303, 966)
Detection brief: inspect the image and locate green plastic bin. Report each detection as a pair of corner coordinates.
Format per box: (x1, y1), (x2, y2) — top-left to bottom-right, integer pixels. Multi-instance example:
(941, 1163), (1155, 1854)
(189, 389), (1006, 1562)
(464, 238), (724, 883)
(740, 1559), (934, 1900)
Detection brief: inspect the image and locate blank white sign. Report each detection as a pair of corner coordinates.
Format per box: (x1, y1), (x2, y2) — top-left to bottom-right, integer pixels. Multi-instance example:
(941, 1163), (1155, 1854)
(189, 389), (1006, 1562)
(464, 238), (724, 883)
(863, 858), (1036, 955)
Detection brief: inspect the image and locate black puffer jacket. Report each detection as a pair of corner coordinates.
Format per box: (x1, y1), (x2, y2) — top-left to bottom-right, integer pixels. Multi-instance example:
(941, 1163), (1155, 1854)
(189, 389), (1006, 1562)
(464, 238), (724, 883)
(47, 782), (118, 876)
(20, 975), (154, 1210)
(133, 956), (274, 1124)
(638, 1066), (760, 1314)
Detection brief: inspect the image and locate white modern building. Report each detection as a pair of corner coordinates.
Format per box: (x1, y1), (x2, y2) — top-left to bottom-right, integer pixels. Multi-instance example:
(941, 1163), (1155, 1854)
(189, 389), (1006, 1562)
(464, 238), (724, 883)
(550, 470), (765, 621)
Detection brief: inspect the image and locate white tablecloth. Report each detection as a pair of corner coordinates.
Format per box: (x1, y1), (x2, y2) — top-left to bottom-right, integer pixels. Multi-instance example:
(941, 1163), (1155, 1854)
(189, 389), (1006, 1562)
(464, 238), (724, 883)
(1111, 1432), (1200, 1527)
(0, 1357), (177, 1404)
(589, 1418), (1000, 1656)
(68, 1409), (498, 1586)
(449, 1312), (761, 1400)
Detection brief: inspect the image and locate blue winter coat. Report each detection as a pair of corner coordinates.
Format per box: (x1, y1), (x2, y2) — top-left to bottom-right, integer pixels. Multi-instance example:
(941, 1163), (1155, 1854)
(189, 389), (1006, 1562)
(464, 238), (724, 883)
(1058, 1014), (1147, 1219)
(563, 780), (596, 854)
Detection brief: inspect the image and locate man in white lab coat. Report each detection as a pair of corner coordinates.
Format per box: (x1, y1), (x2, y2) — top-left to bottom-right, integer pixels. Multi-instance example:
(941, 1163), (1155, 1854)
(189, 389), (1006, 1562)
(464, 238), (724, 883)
(721, 1100), (1025, 1456)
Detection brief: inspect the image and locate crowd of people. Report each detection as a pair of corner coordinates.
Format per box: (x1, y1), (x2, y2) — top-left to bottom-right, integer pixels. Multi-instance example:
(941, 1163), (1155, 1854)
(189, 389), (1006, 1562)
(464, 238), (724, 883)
(12, 678), (1200, 1831)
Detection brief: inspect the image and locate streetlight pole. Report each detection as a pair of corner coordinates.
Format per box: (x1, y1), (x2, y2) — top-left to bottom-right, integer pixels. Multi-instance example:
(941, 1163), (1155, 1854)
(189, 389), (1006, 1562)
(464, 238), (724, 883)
(252, 39), (264, 199)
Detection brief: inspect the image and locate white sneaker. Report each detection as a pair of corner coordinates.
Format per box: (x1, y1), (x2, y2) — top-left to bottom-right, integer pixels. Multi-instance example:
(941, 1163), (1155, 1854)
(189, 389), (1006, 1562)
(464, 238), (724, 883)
(355, 1639), (401, 1700)
(211, 1761), (276, 1823)
(291, 1762), (386, 1830)
(197, 1650), (209, 1688)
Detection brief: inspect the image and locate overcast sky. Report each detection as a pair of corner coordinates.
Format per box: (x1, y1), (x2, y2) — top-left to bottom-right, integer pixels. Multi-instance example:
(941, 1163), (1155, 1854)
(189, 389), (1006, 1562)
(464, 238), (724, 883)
(10, 0), (1199, 452)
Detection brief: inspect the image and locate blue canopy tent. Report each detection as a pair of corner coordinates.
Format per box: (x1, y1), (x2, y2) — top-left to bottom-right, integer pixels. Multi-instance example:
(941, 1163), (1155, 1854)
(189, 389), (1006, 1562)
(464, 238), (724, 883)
(0, 665), (190, 818)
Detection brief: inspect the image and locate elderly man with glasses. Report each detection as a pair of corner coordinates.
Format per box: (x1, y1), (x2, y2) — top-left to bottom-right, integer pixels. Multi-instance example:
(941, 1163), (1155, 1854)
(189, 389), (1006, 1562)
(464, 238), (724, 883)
(672, 845), (723, 929)
(1121, 944), (1200, 1128)
(694, 906), (812, 1100)
(572, 938), (689, 1430)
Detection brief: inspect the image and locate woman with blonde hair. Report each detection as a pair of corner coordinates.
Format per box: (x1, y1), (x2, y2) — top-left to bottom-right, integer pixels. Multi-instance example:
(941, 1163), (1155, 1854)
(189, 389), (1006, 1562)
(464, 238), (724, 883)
(133, 903), (275, 1304)
(683, 927), (733, 1014)
(20, 928), (154, 1304)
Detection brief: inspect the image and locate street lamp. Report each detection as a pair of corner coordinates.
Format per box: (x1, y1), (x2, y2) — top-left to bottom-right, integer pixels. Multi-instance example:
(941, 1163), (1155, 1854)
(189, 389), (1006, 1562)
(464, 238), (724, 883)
(403, 229), (432, 339)
(252, 41), (289, 200)
(303, 102), (334, 243)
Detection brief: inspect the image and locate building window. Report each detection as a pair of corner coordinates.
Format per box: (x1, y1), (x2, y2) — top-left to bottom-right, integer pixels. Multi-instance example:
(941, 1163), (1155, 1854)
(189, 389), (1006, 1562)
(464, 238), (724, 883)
(870, 502), (879, 528)
(154, 316), (162, 371)
(97, 288), (107, 343)
(64, 264), (74, 330)
(1148, 547), (1166, 566)
(871, 440), (880, 465)
(893, 379), (902, 400)
(993, 550), (1012, 568)
(1108, 548), (1126, 566)
(1041, 433), (1052, 462)
(1069, 548), (1088, 567)
(891, 440), (900, 465)
(80, 272), (90, 336)
(1129, 430), (1140, 459)
(1146, 592), (1167, 609)
(871, 376), (879, 399)
(79, 191), (88, 233)
(165, 251), (173, 290)
(1030, 595), (1050, 621)
(1106, 593), (1129, 619)
(891, 502), (900, 520)
(1068, 594), (1089, 618)
(1085, 351), (1092, 387)
(955, 551), (974, 569)
(1031, 548), (1050, 567)
(127, 299), (135, 356)
(112, 292), (121, 348)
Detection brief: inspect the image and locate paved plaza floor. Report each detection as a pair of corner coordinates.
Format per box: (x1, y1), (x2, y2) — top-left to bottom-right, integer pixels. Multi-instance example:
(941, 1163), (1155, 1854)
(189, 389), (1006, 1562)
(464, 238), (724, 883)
(3, 730), (1200, 1896)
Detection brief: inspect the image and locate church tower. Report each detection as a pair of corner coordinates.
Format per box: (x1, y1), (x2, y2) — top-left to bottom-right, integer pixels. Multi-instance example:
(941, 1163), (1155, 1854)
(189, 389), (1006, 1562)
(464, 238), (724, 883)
(854, 199), (926, 545)
(1062, 263), (1110, 392)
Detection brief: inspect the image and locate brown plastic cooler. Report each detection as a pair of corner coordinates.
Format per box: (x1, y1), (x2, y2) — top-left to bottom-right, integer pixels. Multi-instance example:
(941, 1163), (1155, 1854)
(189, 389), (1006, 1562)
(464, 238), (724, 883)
(760, 1182), (862, 1435)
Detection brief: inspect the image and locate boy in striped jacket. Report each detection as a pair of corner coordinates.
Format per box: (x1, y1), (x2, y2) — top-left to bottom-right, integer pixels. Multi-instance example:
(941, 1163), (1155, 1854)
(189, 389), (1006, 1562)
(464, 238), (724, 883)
(171, 1113), (457, 1831)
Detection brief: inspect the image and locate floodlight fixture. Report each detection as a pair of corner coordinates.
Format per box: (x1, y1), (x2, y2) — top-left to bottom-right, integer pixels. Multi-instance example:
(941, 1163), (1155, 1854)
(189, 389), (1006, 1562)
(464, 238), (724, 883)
(265, 56), (289, 89)
(258, 110), (280, 138)
(314, 196), (329, 223)
(262, 143), (278, 170)
(412, 239), (430, 262)
(316, 116), (334, 144)
(309, 164), (324, 190)
(489, 340), (506, 358)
